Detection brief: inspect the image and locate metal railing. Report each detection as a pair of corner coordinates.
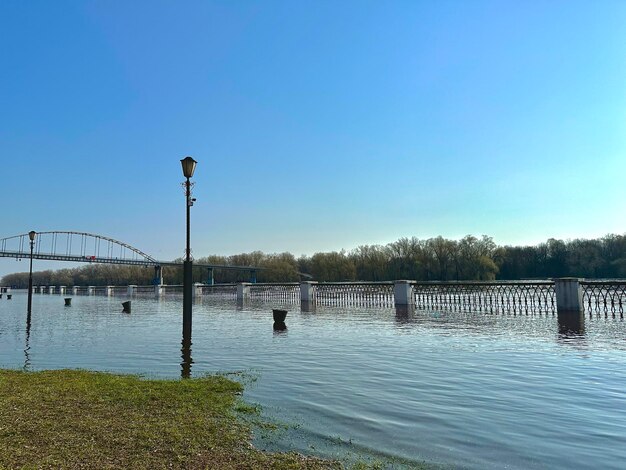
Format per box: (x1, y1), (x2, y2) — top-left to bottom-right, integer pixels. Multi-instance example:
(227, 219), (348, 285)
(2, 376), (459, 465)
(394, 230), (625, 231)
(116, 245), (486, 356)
(249, 283), (299, 302)
(201, 284), (237, 298)
(315, 282), (395, 307)
(412, 281), (556, 315)
(581, 280), (626, 317)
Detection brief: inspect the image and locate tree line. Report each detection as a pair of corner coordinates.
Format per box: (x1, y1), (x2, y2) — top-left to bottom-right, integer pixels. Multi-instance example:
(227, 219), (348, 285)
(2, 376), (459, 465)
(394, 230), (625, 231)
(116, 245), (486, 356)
(2, 234), (626, 288)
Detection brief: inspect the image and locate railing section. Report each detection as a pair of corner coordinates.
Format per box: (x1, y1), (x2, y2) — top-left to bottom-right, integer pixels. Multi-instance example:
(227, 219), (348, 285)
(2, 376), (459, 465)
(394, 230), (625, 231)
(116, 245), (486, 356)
(249, 283), (299, 302)
(315, 282), (394, 307)
(412, 281), (556, 315)
(581, 280), (626, 317)
(201, 284), (237, 298)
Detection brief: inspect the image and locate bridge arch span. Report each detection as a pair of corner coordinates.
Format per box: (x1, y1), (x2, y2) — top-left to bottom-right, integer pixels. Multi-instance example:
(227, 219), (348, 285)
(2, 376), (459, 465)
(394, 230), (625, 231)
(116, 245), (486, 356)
(0, 231), (158, 266)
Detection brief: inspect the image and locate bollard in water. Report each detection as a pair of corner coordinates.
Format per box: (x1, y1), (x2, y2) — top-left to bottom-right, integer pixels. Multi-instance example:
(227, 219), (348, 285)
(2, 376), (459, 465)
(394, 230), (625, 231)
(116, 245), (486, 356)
(272, 309), (287, 332)
(272, 309), (287, 322)
(64, 298), (72, 306)
(122, 301), (131, 313)
(6, 294), (12, 300)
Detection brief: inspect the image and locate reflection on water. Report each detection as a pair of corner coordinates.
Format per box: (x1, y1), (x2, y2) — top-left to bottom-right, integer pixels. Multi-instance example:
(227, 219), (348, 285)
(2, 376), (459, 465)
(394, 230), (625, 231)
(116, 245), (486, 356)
(180, 334), (193, 379)
(23, 313), (32, 371)
(2, 292), (626, 469)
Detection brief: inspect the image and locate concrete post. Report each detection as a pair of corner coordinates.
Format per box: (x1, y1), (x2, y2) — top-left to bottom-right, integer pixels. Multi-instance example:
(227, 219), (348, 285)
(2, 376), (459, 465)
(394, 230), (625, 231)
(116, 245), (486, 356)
(193, 283), (203, 299)
(88, 286), (94, 295)
(154, 285), (163, 297)
(48, 286), (54, 295)
(38, 286), (43, 294)
(105, 286), (113, 296)
(237, 282), (250, 301)
(72, 286), (78, 295)
(394, 280), (415, 306)
(554, 278), (583, 313)
(554, 278), (585, 334)
(59, 286), (66, 295)
(128, 285), (136, 297)
(300, 282), (317, 303)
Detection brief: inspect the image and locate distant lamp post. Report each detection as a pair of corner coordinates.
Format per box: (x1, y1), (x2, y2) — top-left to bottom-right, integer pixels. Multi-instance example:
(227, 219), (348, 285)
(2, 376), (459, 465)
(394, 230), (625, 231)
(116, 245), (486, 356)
(181, 157), (197, 342)
(27, 231), (36, 316)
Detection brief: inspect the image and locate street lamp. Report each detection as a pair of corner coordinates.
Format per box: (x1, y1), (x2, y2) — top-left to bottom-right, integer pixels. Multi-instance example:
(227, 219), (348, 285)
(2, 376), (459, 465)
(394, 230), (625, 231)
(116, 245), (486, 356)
(181, 157), (197, 343)
(27, 231), (36, 316)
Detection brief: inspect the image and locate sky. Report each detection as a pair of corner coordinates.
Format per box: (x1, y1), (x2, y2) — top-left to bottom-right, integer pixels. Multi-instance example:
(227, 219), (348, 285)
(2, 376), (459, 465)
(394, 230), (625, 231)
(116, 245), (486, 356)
(1, 0), (626, 277)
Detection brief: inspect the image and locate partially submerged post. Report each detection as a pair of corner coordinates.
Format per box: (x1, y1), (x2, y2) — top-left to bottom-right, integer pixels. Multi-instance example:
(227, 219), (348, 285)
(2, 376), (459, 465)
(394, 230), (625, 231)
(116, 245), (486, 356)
(554, 278), (585, 334)
(64, 298), (72, 306)
(273, 309), (287, 332)
(122, 301), (131, 313)
(394, 280), (415, 306)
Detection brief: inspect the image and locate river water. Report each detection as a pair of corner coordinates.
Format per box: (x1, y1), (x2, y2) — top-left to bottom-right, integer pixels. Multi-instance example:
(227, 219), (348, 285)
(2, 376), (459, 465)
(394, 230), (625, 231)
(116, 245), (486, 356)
(1, 291), (625, 469)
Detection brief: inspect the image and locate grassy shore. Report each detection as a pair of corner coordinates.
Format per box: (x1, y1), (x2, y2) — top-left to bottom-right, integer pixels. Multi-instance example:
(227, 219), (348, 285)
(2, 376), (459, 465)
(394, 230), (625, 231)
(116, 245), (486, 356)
(0, 369), (340, 469)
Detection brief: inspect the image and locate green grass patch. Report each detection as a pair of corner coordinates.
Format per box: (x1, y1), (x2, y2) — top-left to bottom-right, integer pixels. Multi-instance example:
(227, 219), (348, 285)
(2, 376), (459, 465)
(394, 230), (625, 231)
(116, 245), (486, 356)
(0, 369), (339, 469)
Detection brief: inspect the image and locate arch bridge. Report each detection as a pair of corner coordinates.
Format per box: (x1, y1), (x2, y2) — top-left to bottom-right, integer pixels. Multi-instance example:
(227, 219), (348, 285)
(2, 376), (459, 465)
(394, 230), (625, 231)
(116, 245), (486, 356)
(0, 231), (261, 283)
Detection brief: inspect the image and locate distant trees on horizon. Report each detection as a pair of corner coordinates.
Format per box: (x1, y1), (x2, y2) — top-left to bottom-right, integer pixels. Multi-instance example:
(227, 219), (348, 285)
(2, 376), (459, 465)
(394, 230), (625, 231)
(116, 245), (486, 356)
(3, 233), (626, 288)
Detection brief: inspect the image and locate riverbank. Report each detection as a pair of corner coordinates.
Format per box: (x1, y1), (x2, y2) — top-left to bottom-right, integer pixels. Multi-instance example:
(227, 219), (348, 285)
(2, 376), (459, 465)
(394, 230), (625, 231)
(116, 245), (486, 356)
(0, 369), (338, 469)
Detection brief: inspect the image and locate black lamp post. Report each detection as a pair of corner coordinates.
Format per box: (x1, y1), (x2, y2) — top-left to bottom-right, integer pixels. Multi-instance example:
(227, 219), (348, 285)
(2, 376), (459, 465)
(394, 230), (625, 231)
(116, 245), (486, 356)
(181, 156), (197, 342)
(27, 230), (36, 316)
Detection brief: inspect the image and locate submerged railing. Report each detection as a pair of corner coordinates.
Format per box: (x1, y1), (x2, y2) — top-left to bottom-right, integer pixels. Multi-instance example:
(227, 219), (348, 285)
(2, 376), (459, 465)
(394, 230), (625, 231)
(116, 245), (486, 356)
(315, 282), (394, 307)
(412, 281), (556, 315)
(249, 283), (299, 302)
(26, 278), (626, 317)
(581, 280), (626, 317)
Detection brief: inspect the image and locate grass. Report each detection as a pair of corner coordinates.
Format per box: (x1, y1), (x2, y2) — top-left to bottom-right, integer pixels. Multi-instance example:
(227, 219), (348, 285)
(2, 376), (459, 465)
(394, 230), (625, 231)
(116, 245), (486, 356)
(0, 369), (340, 469)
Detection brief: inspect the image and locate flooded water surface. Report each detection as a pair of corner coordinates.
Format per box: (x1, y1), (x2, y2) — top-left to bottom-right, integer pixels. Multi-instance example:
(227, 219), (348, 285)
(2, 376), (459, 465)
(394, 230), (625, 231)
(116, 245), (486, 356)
(1, 292), (626, 469)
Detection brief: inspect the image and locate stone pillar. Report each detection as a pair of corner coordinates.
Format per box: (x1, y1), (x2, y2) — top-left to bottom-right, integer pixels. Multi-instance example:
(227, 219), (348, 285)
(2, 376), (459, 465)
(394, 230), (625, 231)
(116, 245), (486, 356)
(237, 282), (250, 301)
(554, 277), (585, 334)
(300, 282), (317, 303)
(554, 278), (583, 313)
(88, 286), (94, 295)
(193, 283), (203, 299)
(72, 286), (78, 295)
(128, 285), (136, 297)
(394, 280), (415, 306)
(59, 286), (66, 295)
(105, 286), (113, 296)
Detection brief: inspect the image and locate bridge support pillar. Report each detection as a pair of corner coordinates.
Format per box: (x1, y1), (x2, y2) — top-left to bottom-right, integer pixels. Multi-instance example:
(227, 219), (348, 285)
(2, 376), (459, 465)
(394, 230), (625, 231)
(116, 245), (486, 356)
(72, 286), (78, 295)
(154, 285), (163, 297)
(38, 286), (43, 294)
(154, 266), (164, 286)
(128, 285), (136, 297)
(59, 286), (66, 295)
(88, 286), (94, 295)
(394, 280), (415, 306)
(237, 283), (250, 301)
(207, 268), (214, 285)
(105, 286), (113, 296)
(48, 286), (54, 295)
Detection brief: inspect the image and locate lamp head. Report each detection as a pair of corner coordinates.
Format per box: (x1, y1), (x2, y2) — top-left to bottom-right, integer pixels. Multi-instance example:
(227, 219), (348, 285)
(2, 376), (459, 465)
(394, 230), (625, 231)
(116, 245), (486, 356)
(180, 156), (197, 178)
(28, 231), (36, 241)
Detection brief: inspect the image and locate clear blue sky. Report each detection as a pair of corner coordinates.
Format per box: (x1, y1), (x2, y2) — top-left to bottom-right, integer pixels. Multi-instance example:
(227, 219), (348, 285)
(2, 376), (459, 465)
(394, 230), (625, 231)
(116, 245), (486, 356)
(1, 1), (625, 277)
